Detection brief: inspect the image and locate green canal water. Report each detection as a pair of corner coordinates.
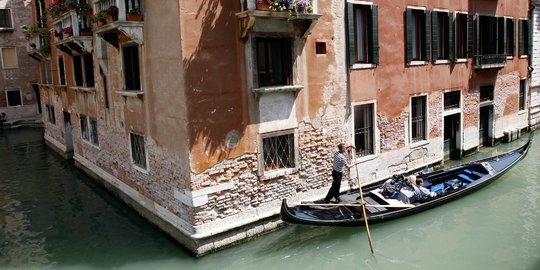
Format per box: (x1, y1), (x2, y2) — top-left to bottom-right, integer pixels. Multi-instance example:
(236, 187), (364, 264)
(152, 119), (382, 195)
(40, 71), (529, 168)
(0, 128), (539, 270)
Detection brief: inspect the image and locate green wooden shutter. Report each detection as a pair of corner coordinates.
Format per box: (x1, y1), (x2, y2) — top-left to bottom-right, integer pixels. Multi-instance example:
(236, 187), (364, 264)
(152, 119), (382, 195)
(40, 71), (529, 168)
(448, 13), (454, 60)
(475, 15), (480, 56)
(368, 4), (379, 64)
(467, 14), (474, 58)
(406, 8), (413, 63)
(423, 10), (431, 62)
(347, 3), (355, 66)
(503, 18), (507, 55)
(431, 11), (439, 61)
(519, 19), (524, 56)
(510, 18), (515, 56)
(528, 20), (532, 57)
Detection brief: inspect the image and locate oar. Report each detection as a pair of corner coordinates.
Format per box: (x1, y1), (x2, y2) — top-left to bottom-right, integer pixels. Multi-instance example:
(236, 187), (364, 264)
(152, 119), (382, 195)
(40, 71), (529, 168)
(300, 203), (415, 208)
(353, 154), (375, 254)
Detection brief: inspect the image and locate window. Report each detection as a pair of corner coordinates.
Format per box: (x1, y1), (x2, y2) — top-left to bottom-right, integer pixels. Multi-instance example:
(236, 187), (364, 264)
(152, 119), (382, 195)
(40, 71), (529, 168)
(130, 133), (147, 170)
(480, 85), (494, 102)
(58, 56), (66, 85)
(411, 96), (427, 142)
(1, 47), (17, 69)
(46, 105), (56, 124)
(444, 91), (461, 110)
(80, 115), (89, 140)
(6, 90), (22, 107)
(477, 15), (498, 55)
(89, 118), (98, 145)
(123, 45), (141, 90)
(72, 53), (95, 87)
(262, 133), (295, 171)
(354, 104), (374, 157)
(0, 9), (12, 28)
(315, 42), (326, 55)
(40, 60), (53, 84)
(406, 8), (430, 63)
(519, 19), (530, 56)
(432, 11), (452, 61)
(506, 18), (515, 56)
(256, 38), (292, 87)
(347, 3), (378, 65)
(519, 79), (527, 111)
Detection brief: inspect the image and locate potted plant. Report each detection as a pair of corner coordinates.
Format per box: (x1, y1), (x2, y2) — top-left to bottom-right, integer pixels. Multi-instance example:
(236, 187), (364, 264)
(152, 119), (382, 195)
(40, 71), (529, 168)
(23, 25), (40, 39)
(107, 5), (119, 23)
(39, 43), (51, 56)
(76, 3), (92, 16)
(63, 26), (73, 37)
(257, 0), (313, 14)
(66, 0), (77, 10)
(48, 0), (66, 19)
(80, 26), (92, 36)
(89, 11), (108, 27)
(256, 0), (272, 11)
(127, 8), (143, 21)
(54, 30), (64, 40)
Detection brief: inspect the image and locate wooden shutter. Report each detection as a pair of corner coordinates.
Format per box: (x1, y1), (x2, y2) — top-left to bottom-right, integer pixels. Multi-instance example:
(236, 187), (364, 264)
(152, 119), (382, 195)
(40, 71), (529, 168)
(406, 8), (413, 63)
(510, 18), (515, 56)
(467, 14), (474, 58)
(448, 12), (454, 60)
(431, 11), (439, 61)
(475, 15), (480, 56)
(528, 20), (532, 57)
(519, 19), (524, 56)
(423, 10), (431, 62)
(347, 3), (355, 66)
(368, 4), (379, 64)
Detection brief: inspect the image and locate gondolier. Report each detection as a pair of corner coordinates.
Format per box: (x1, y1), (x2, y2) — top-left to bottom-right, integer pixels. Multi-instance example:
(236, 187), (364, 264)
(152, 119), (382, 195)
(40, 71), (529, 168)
(324, 143), (356, 203)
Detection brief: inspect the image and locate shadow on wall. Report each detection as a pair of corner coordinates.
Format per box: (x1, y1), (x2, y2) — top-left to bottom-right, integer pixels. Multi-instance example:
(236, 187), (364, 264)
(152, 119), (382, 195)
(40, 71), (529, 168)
(183, 0), (249, 163)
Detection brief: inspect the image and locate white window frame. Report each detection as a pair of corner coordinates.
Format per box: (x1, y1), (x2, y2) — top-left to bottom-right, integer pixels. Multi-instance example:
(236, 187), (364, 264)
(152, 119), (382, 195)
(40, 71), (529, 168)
(121, 42), (143, 92)
(406, 6), (428, 66)
(5, 89), (23, 107)
(409, 94), (429, 146)
(129, 132), (149, 173)
(258, 128), (299, 180)
(519, 78), (528, 113)
(351, 100), (378, 161)
(1, 47), (18, 69)
(0, 8), (13, 30)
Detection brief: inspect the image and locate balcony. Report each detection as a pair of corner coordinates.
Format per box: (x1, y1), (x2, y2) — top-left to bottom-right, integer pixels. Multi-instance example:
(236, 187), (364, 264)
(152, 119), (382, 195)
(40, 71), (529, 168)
(236, 0), (321, 38)
(26, 34), (50, 62)
(474, 54), (507, 70)
(52, 10), (94, 55)
(92, 0), (144, 47)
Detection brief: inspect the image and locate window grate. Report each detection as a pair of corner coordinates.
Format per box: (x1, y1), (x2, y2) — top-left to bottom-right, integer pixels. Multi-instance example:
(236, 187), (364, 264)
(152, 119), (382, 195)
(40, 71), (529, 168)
(80, 115), (89, 140)
(354, 104), (374, 156)
(263, 133), (294, 171)
(444, 91), (460, 110)
(90, 118), (99, 145)
(130, 133), (146, 169)
(0, 9), (12, 28)
(411, 96), (426, 142)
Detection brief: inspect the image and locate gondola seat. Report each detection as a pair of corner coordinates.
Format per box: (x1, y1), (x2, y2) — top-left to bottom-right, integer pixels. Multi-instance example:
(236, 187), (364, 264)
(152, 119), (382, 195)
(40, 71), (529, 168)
(458, 174), (475, 184)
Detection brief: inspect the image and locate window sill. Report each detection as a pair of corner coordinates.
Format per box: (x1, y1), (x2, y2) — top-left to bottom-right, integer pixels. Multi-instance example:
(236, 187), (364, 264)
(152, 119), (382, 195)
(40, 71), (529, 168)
(506, 56), (514, 60)
(71, 86), (97, 92)
(518, 110), (528, 115)
(519, 55), (529, 59)
(479, 100), (494, 107)
(350, 63), (377, 70)
(252, 85), (303, 99)
(455, 58), (468, 63)
(117, 90), (144, 97)
(132, 163), (149, 174)
(260, 167), (298, 181)
(0, 27), (14, 32)
(407, 61), (427, 66)
(38, 84), (54, 88)
(355, 153), (378, 164)
(443, 108), (461, 116)
(410, 140), (429, 149)
(434, 60), (450, 65)
(82, 139), (100, 150)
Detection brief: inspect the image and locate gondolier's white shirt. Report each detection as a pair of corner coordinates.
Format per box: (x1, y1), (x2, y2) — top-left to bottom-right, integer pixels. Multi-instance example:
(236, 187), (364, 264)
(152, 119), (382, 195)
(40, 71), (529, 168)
(333, 151), (347, 172)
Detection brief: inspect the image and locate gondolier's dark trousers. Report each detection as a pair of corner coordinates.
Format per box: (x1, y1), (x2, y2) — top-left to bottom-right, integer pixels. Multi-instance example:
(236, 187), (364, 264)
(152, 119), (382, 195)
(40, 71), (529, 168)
(325, 169), (343, 202)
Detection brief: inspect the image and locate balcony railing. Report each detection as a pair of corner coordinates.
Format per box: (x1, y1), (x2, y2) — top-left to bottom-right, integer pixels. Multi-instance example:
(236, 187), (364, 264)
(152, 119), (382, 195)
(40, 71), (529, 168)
(241, 0), (318, 14)
(26, 35), (50, 61)
(474, 54), (507, 69)
(92, 0), (144, 46)
(52, 10), (93, 42)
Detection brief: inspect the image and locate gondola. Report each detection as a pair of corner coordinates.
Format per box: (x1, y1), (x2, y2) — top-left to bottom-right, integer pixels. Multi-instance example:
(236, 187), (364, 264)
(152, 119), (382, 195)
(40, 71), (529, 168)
(281, 139), (532, 227)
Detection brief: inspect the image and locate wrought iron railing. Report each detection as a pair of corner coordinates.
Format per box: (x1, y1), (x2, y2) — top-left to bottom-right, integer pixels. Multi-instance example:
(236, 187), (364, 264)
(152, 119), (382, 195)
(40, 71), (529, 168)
(474, 54), (507, 69)
(241, 0), (318, 14)
(53, 11), (92, 41)
(93, 0), (142, 21)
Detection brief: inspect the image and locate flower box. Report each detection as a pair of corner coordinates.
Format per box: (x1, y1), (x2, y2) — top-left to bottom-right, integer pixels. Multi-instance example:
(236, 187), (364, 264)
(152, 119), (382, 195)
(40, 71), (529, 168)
(127, 13), (143, 21)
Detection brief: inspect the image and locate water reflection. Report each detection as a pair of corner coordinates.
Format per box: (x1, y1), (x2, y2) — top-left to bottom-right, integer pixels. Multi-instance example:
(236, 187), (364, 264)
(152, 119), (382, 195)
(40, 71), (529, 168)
(0, 128), (539, 270)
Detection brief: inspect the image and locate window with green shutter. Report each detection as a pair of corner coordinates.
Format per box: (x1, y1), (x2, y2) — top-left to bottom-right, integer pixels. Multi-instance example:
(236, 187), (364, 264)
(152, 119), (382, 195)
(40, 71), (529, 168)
(406, 8), (429, 63)
(347, 3), (379, 66)
(506, 18), (515, 56)
(432, 11), (452, 61)
(519, 19), (530, 56)
(455, 13), (468, 59)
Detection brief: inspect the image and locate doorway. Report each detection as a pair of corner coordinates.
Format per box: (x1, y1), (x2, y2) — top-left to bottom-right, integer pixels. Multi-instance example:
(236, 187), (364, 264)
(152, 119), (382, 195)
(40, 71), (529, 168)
(444, 114), (461, 160)
(63, 112), (74, 153)
(479, 106), (493, 147)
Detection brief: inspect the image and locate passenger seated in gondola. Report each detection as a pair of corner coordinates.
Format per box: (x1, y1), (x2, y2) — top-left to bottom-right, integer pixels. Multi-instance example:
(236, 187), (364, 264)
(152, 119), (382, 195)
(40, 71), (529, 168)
(380, 174), (406, 199)
(414, 177), (437, 201)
